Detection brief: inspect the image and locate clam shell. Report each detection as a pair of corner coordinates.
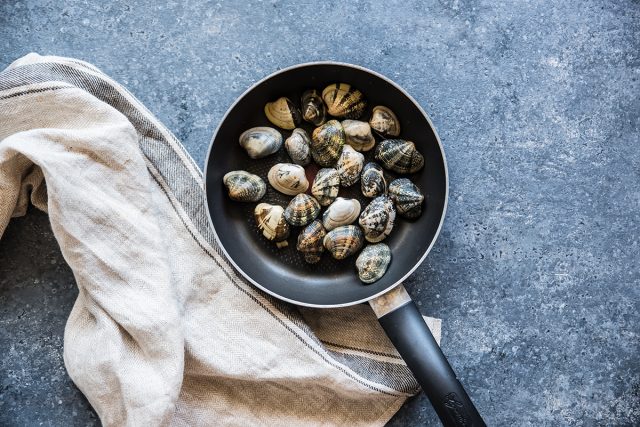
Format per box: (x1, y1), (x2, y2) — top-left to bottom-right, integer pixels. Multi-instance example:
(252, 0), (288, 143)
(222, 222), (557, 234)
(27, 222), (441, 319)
(285, 128), (312, 166)
(296, 220), (326, 264)
(321, 83), (367, 119)
(222, 170), (266, 202)
(323, 225), (364, 260)
(341, 120), (376, 152)
(388, 178), (425, 219)
(311, 120), (345, 167)
(301, 89), (327, 126)
(336, 144), (365, 187)
(284, 194), (321, 227)
(267, 163), (309, 196)
(374, 139), (424, 174)
(356, 244), (392, 284)
(361, 162), (387, 198)
(358, 196), (396, 243)
(264, 97), (302, 130)
(369, 106), (401, 137)
(311, 168), (340, 206)
(254, 203), (290, 247)
(239, 127), (283, 159)
(322, 197), (361, 231)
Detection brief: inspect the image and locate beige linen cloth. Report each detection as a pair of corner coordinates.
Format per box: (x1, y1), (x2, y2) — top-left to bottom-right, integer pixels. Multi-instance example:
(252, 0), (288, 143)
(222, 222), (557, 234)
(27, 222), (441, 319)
(0, 54), (441, 426)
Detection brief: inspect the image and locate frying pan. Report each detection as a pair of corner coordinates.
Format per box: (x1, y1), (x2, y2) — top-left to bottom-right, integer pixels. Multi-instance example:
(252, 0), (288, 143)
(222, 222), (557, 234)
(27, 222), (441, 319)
(204, 62), (485, 426)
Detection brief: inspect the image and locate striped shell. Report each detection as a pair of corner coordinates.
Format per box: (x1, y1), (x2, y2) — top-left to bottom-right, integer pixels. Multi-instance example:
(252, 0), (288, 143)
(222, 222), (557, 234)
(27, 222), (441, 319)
(239, 127), (283, 159)
(388, 178), (425, 219)
(311, 120), (345, 167)
(342, 120), (376, 152)
(369, 106), (401, 137)
(285, 128), (312, 166)
(356, 244), (392, 284)
(264, 97), (302, 130)
(267, 163), (309, 196)
(358, 196), (396, 243)
(311, 168), (340, 206)
(296, 220), (326, 264)
(361, 162), (387, 198)
(284, 194), (321, 227)
(336, 144), (365, 187)
(322, 197), (361, 231)
(322, 83), (367, 119)
(254, 203), (290, 248)
(323, 225), (364, 260)
(375, 139), (424, 174)
(301, 89), (327, 126)
(222, 170), (266, 202)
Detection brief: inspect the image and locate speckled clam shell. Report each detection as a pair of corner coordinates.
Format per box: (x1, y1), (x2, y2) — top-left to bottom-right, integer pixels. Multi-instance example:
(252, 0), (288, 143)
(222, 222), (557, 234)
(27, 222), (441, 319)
(222, 170), (266, 202)
(296, 220), (326, 264)
(374, 139), (424, 174)
(311, 168), (340, 206)
(369, 106), (401, 137)
(285, 128), (312, 166)
(336, 144), (365, 187)
(254, 203), (290, 248)
(267, 163), (309, 196)
(264, 97), (302, 130)
(341, 120), (376, 152)
(239, 127), (283, 159)
(356, 244), (392, 284)
(311, 120), (345, 167)
(284, 194), (321, 227)
(388, 178), (425, 219)
(301, 89), (327, 126)
(322, 197), (361, 231)
(323, 225), (364, 260)
(321, 83), (367, 119)
(360, 162), (387, 198)
(358, 196), (396, 243)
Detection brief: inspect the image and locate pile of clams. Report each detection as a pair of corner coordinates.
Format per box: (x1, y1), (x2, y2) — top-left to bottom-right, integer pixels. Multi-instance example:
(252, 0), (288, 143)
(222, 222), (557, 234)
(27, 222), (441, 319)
(223, 83), (426, 284)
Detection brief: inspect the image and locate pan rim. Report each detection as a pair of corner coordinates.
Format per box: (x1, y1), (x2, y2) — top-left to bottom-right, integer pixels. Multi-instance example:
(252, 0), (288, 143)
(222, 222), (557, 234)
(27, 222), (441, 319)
(204, 61), (449, 308)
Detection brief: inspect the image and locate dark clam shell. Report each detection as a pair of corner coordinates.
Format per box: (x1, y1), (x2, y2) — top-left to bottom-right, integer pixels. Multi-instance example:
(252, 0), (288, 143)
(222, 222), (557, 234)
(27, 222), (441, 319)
(311, 120), (345, 167)
(284, 194), (321, 227)
(301, 89), (327, 126)
(296, 220), (326, 264)
(374, 139), (424, 174)
(321, 83), (367, 119)
(323, 225), (364, 260)
(388, 178), (424, 219)
(356, 243), (392, 283)
(360, 162), (387, 198)
(358, 195), (396, 243)
(222, 170), (266, 202)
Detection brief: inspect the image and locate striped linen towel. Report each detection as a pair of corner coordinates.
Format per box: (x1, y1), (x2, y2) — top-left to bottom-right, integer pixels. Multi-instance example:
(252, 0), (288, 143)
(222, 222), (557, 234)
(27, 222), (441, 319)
(0, 54), (441, 426)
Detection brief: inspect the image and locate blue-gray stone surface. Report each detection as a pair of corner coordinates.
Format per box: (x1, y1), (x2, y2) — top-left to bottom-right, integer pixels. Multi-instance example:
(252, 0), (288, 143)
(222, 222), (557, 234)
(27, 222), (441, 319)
(1, 0), (638, 425)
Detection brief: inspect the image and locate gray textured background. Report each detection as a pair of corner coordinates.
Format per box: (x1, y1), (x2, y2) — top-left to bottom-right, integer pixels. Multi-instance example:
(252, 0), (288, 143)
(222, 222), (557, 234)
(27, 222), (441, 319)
(1, 0), (639, 425)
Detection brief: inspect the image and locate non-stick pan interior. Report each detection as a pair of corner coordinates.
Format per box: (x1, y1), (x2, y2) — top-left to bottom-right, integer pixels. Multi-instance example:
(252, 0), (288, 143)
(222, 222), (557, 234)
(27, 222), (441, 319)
(205, 63), (447, 306)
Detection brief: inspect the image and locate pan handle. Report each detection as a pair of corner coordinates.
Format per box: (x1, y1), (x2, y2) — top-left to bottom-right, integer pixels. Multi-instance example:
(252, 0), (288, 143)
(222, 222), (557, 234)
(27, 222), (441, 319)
(369, 285), (486, 427)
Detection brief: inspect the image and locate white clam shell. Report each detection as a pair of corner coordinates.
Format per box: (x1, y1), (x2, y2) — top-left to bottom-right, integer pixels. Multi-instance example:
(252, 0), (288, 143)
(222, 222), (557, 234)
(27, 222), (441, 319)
(342, 120), (376, 152)
(284, 128), (312, 166)
(239, 127), (283, 159)
(322, 197), (361, 231)
(356, 243), (392, 283)
(267, 163), (309, 196)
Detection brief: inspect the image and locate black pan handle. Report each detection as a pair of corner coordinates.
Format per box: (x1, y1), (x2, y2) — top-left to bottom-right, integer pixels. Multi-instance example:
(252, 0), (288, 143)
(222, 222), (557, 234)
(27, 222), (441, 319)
(370, 285), (486, 427)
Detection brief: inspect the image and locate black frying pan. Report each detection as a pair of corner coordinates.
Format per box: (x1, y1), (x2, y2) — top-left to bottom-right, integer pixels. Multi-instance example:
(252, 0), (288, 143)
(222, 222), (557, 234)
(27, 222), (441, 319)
(204, 62), (485, 426)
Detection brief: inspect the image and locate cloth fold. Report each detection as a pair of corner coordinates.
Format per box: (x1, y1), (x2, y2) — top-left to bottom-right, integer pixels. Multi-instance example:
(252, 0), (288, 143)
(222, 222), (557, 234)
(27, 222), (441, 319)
(0, 54), (440, 426)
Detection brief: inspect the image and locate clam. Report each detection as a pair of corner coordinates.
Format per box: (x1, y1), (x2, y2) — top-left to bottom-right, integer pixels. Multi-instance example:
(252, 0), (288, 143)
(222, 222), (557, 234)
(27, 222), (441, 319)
(336, 144), (365, 187)
(264, 97), (302, 130)
(311, 120), (345, 167)
(311, 168), (340, 206)
(285, 128), (312, 166)
(359, 196), (396, 243)
(388, 178), (425, 219)
(361, 162), (387, 198)
(284, 194), (321, 227)
(321, 83), (367, 119)
(222, 170), (266, 202)
(267, 163), (309, 196)
(341, 120), (376, 152)
(239, 127), (283, 159)
(375, 139), (424, 174)
(356, 244), (392, 284)
(301, 90), (326, 126)
(254, 203), (290, 248)
(369, 106), (401, 137)
(323, 225), (364, 260)
(296, 220), (326, 264)
(322, 197), (361, 231)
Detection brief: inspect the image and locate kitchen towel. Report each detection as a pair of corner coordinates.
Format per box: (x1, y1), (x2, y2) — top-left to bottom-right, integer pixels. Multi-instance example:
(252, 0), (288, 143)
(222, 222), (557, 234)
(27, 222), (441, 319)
(0, 54), (441, 426)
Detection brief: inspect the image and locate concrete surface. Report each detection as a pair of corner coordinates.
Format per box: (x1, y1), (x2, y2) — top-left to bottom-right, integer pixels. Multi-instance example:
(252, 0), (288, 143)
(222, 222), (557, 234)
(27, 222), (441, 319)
(1, 0), (639, 425)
